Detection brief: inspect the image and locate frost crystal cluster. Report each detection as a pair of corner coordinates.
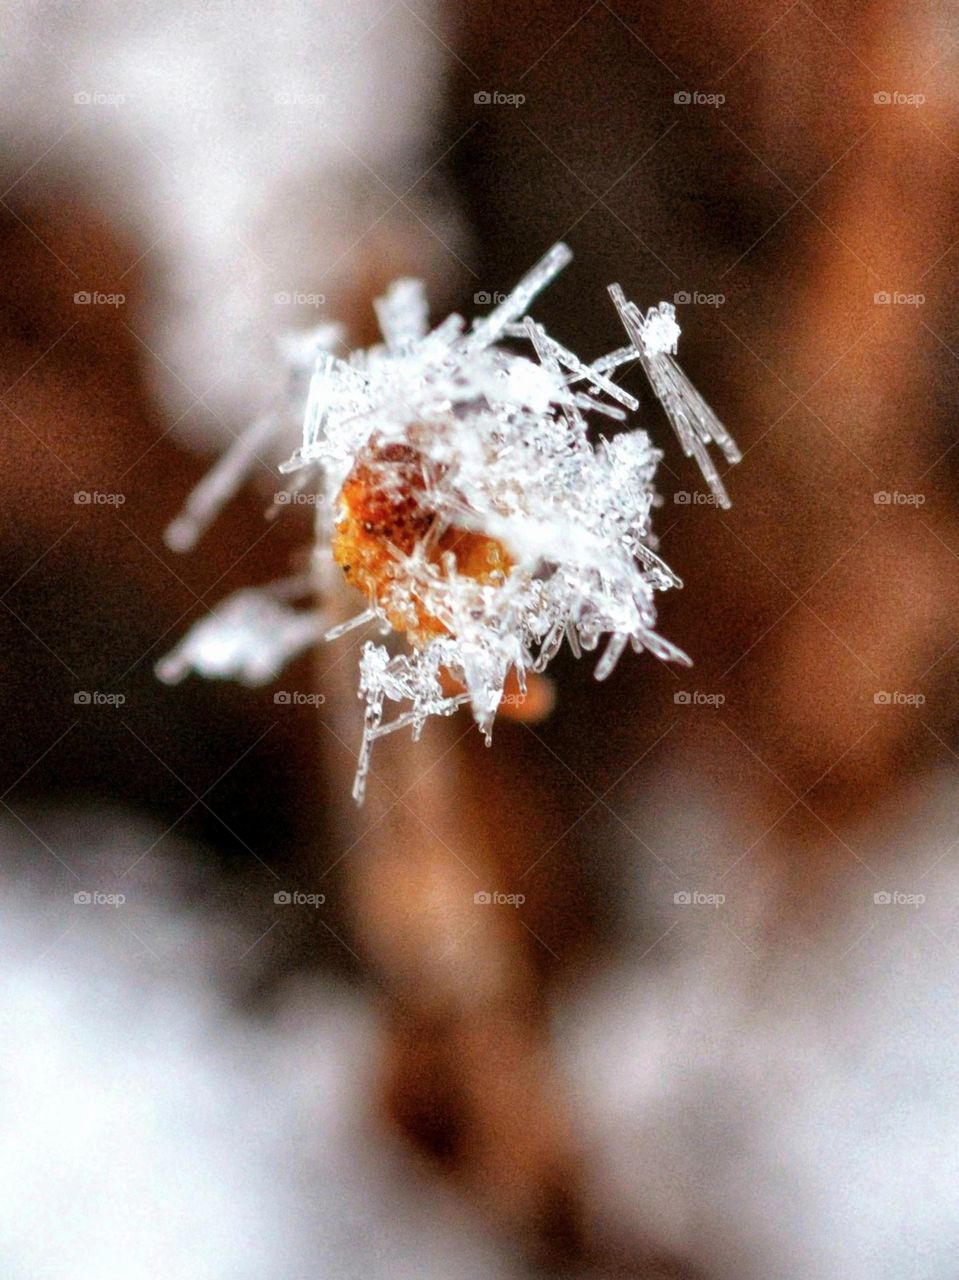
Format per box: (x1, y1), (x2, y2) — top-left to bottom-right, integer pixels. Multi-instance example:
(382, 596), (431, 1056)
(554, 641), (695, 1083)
(159, 244), (740, 802)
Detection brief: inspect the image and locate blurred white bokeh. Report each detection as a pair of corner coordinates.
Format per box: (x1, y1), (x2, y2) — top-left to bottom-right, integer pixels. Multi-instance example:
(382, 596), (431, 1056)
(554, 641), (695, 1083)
(564, 768), (959, 1279)
(0, 809), (516, 1280)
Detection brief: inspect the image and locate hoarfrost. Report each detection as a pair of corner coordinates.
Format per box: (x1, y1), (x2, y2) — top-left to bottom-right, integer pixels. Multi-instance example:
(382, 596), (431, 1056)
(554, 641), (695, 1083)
(159, 245), (738, 801)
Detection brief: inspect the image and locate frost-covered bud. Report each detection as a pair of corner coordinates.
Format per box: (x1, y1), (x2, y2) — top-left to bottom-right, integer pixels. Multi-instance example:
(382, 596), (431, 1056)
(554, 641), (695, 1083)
(160, 246), (739, 800)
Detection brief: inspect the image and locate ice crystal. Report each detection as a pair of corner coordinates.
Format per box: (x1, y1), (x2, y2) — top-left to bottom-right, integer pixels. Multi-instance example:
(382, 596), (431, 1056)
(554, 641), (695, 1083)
(157, 580), (326, 687)
(159, 245), (739, 802)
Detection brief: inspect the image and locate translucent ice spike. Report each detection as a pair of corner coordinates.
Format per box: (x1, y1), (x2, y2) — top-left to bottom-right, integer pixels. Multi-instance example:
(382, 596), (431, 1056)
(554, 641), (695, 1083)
(534, 328), (639, 412)
(464, 242), (573, 352)
(609, 284), (741, 508)
(374, 278), (430, 353)
(165, 413), (283, 552)
(156, 589), (327, 686)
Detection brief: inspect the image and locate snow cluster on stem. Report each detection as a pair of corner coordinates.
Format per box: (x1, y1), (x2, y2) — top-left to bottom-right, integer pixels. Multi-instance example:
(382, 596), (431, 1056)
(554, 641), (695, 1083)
(158, 244), (739, 802)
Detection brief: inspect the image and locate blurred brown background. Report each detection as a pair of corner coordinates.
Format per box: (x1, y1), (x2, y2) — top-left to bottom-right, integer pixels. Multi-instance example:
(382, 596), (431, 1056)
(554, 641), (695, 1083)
(1, 0), (957, 1275)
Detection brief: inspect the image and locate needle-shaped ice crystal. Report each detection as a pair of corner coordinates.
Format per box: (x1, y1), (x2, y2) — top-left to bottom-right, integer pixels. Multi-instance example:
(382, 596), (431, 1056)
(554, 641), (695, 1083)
(160, 245), (739, 801)
(157, 588), (326, 687)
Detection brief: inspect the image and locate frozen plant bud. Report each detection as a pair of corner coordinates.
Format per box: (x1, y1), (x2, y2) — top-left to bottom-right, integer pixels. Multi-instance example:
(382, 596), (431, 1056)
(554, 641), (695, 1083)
(159, 245), (739, 802)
